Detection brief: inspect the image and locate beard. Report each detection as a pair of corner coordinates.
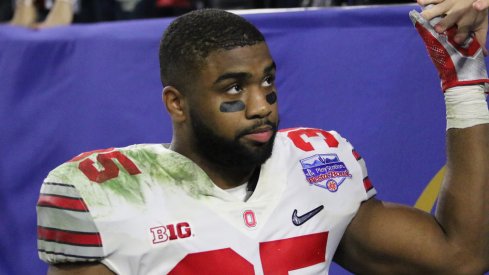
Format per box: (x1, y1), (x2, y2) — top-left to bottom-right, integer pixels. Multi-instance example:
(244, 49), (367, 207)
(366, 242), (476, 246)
(189, 110), (278, 168)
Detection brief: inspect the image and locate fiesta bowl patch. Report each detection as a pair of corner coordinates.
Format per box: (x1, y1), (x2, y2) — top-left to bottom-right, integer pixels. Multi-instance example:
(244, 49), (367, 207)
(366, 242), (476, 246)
(300, 154), (352, 192)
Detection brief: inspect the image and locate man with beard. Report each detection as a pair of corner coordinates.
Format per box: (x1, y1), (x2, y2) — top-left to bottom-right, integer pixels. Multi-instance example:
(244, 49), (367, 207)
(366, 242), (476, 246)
(37, 8), (489, 275)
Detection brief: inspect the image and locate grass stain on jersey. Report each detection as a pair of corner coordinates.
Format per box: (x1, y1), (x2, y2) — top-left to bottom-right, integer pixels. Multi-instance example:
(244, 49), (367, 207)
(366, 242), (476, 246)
(116, 145), (214, 201)
(148, 148), (215, 198)
(46, 145), (215, 210)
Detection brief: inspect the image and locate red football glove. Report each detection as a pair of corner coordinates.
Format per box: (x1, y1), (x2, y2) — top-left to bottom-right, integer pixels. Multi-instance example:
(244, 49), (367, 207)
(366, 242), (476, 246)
(409, 9), (489, 92)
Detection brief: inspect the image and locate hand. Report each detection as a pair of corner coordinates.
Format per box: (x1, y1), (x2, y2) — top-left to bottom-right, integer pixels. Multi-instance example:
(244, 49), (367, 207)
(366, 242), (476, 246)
(473, 0), (489, 11)
(417, 0), (488, 55)
(409, 10), (489, 91)
(9, 2), (36, 27)
(34, 0), (73, 29)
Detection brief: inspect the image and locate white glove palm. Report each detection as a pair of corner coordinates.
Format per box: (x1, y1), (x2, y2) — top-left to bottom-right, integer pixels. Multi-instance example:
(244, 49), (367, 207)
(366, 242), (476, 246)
(409, 10), (489, 92)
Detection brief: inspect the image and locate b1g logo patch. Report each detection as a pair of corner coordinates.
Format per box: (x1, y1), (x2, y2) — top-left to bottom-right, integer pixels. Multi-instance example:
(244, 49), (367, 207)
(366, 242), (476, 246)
(150, 222), (192, 244)
(300, 154), (352, 192)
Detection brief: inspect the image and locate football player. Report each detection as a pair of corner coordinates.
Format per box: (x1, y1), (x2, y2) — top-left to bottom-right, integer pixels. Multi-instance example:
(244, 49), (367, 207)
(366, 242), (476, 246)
(38, 7), (489, 274)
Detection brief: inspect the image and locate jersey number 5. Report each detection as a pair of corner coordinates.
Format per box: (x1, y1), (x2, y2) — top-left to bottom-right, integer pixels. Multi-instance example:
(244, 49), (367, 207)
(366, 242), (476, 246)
(71, 148), (141, 183)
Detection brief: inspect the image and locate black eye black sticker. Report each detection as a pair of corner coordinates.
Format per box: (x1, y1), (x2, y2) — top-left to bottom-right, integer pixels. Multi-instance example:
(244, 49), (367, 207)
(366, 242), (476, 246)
(220, 92), (276, 113)
(220, 100), (246, 112)
(266, 91), (277, 105)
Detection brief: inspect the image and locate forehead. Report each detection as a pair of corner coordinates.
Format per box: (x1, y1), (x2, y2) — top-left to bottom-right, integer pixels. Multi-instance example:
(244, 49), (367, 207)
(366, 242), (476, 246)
(200, 43), (274, 81)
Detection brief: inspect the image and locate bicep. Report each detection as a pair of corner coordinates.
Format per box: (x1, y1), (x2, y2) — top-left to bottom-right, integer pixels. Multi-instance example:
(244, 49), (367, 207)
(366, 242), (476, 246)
(334, 198), (456, 274)
(48, 262), (115, 275)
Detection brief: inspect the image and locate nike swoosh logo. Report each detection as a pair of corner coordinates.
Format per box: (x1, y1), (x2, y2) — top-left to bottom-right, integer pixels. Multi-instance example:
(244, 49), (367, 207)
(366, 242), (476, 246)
(292, 205), (324, 226)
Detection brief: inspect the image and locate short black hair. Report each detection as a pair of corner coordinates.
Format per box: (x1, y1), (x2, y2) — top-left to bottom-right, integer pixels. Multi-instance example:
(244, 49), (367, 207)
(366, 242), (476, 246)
(159, 9), (266, 92)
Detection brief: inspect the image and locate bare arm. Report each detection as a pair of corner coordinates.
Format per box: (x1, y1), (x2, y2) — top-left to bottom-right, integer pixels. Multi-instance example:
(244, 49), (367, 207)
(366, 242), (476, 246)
(335, 125), (489, 273)
(9, 0), (36, 27)
(48, 262), (115, 275)
(36, 0), (74, 29)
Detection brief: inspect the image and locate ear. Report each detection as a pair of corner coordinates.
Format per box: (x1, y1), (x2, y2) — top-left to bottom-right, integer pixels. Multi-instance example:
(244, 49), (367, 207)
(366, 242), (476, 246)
(163, 86), (186, 123)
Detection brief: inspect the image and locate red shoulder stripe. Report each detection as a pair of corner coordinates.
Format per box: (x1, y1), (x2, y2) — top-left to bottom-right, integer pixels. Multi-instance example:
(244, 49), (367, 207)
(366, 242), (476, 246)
(363, 177), (373, 191)
(352, 149), (362, 160)
(37, 226), (102, 247)
(37, 194), (88, 212)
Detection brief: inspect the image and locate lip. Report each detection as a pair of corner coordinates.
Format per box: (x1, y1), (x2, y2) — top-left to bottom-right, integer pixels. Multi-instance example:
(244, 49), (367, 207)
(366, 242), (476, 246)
(243, 127), (274, 143)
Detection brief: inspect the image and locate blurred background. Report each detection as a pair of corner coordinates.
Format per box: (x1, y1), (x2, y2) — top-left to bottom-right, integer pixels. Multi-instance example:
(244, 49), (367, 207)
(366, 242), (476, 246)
(1, 0), (414, 26)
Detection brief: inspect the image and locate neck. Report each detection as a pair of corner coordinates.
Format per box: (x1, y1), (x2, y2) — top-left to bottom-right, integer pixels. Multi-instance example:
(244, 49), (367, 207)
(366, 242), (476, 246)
(169, 141), (257, 190)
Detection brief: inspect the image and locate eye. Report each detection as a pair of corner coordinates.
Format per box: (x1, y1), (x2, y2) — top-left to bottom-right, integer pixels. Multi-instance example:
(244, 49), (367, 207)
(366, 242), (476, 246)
(262, 75), (275, 87)
(226, 84), (243, 95)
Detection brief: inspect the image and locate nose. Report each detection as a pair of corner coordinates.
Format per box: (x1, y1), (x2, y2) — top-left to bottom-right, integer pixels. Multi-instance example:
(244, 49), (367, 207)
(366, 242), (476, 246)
(245, 87), (272, 119)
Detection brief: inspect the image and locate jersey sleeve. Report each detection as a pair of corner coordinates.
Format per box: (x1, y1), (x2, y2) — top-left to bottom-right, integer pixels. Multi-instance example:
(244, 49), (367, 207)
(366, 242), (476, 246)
(37, 177), (105, 264)
(340, 134), (377, 199)
(278, 127), (377, 200)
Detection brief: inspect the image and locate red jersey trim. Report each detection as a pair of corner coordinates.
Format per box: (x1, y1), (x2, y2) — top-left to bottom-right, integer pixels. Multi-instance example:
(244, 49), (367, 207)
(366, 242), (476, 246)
(37, 194), (89, 212)
(38, 248), (103, 260)
(352, 149), (362, 160)
(38, 226), (102, 247)
(363, 177), (374, 192)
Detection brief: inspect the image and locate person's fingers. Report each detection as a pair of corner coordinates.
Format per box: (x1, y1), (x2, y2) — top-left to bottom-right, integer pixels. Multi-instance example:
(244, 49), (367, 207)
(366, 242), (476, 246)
(474, 25), (488, 55)
(453, 25), (471, 44)
(417, 0), (444, 6)
(9, 3), (36, 27)
(473, 0), (489, 11)
(474, 25), (487, 44)
(420, 1), (449, 20)
(431, 10), (459, 33)
(32, 22), (45, 29)
(34, 20), (62, 29)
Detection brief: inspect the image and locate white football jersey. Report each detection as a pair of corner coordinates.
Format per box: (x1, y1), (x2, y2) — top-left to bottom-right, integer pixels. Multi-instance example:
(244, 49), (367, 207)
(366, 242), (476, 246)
(37, 127), (376, 274)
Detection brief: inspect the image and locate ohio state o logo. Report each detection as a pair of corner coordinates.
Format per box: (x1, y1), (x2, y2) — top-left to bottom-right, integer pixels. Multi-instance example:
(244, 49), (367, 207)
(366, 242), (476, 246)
(243, 210), (257, 228)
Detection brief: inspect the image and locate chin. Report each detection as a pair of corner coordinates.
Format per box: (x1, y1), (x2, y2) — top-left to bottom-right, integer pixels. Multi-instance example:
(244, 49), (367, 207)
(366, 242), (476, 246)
(241, 139), (275, 166)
